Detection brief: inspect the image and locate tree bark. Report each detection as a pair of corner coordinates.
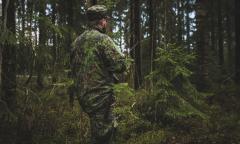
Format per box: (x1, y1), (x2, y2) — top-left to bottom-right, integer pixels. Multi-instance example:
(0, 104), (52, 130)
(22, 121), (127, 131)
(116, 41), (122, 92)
(217, 0), (224, 66)
(210, 0), (216, 51)
(196, 0), (210, 91)
(1, 0), (17, 112)
(226, 0), (233, 71)
(148, 0), (157, 72)
(130, 0), (142, 89)
(186, 0), (191, 52)
(67, 0), (75, 108)
(177, 0), (183, 44)
(36, 0), (46, 88)
(20, 0), (26, 74)
(235, 0), (240, 84)
(0, 53), (1, 94)
(51, 1), (57, 83)
(25, 0), (34, 85)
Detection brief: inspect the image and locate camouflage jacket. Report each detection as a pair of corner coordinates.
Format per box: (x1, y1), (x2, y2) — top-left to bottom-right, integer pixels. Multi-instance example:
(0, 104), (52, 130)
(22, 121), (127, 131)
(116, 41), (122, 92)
(72, 28), (126, 97)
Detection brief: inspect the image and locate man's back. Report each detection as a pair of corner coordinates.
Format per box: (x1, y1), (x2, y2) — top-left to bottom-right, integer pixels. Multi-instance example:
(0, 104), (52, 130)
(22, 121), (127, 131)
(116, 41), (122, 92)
(72, 28), (126, 98)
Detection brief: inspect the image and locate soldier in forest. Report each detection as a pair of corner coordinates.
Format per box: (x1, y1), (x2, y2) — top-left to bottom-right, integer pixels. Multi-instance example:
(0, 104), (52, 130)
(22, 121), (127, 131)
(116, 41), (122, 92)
(71, 5), (126, 144)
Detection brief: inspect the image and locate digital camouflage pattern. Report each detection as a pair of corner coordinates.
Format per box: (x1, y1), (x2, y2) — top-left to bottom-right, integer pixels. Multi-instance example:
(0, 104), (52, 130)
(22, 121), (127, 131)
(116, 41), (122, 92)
(72, 28), (126, 144)
(87, 5), (109, 21)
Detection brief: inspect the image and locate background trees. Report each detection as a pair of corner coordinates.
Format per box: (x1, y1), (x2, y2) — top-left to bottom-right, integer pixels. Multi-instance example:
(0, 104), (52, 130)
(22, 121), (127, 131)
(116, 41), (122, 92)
(0, 0), (239, 143)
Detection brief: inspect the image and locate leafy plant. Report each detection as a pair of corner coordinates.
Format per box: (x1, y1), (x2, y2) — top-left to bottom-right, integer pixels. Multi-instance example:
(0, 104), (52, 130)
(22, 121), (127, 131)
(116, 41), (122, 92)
(136, 44), (209, 125)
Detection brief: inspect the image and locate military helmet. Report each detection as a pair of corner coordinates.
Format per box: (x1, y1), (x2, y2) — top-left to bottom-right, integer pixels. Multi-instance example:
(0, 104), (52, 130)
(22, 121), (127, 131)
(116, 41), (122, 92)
(86, 5), (109, 21)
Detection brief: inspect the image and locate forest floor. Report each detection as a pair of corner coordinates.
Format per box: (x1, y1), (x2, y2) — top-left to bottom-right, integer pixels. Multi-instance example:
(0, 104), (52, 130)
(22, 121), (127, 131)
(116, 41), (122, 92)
(1, 75), (239, 144)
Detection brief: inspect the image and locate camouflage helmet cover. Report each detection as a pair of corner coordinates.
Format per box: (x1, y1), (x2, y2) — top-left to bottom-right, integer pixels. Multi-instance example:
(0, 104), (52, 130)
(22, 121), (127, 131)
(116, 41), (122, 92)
(87, 5), (109, 21)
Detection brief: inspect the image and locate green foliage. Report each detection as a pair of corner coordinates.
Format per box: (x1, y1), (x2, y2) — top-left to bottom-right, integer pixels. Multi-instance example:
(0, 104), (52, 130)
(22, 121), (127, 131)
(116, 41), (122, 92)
(126, 130), (166, 144)
(14, 77), (90, 144)
(205, 84), (240, 143)
(113, 83), (167, 144)
(137, 44), (209, 125)
(98, 0), (119, 10)
(113, 83), (134, 103)
(0, 28), (17, 45)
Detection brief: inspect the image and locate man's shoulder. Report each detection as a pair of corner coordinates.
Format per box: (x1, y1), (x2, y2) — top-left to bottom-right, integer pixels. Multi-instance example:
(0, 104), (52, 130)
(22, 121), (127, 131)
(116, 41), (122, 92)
(85, 29), (107, 38)
(74, 30), (113, 48)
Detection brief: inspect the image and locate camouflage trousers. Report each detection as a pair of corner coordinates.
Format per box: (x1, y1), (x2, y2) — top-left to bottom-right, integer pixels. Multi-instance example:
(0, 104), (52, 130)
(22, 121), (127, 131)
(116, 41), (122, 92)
(90, 106), (117, 144)
(79, 88), (117, 144)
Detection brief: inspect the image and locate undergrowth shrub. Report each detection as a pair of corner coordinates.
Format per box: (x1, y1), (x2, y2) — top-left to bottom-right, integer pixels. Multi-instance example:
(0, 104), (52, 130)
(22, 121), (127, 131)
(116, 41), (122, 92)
(206, 83), (240, 143)
(113, 83), (168, 144)
(136, 44), (210, 127)
(15, 77), (90, 144)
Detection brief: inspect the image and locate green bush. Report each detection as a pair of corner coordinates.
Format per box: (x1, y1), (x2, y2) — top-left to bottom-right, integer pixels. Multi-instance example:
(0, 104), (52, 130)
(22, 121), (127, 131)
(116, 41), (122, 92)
(14, 77), (90, 144)
(136, 44), (209, 125)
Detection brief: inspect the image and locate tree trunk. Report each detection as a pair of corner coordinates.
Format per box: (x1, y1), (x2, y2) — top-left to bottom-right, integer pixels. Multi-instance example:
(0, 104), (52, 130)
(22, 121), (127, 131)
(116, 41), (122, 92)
(130, 0), (142, 89)
(67, 0), (74, 59)
(36, 0), (46, 88)
(25, 0), (34, 85)
(1, 0), (17, 112)
(226, 0), (233, 72)
(51, 1), (58, 83)
(148, 0), (157, 72)
(235, 0), (240, 84)
(186, 0), (191, 52)
(210, 0), (216, 51)
(20, 0), (26, 74)
(67, 0), (75, 108)
(196, 0), (210, 91)
(0, 45), (2, 90)
(177, 0), (183, 44)
(217, 0), (224, 66)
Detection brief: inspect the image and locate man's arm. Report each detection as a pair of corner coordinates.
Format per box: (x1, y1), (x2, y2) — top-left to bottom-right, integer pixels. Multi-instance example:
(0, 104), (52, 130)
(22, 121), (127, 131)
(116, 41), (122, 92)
(98, 35), (126, 73)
